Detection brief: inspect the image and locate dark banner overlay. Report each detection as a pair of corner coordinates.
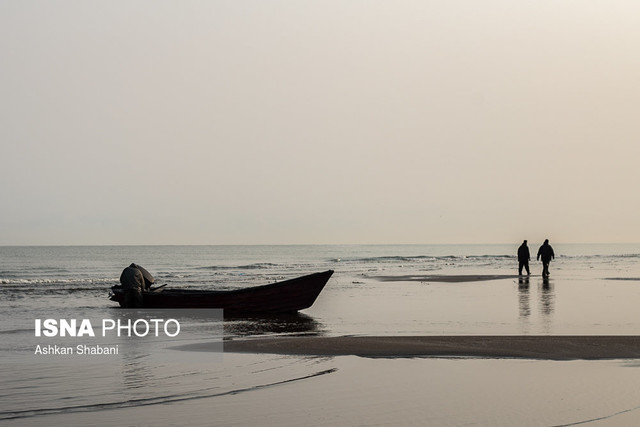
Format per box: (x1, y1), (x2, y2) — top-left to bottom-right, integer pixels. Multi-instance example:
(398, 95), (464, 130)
(15, 309), (223, 363)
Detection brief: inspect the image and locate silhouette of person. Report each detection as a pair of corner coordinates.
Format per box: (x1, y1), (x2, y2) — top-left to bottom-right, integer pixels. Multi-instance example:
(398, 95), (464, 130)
(536, 239), (555, 277)
(517, 240), (531, 275)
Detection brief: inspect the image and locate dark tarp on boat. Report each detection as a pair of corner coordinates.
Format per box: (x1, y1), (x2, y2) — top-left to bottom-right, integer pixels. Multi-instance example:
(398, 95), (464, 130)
(129, 263), (155, 288)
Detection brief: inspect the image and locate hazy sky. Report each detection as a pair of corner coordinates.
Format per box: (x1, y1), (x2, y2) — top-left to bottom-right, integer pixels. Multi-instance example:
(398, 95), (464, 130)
(1, 1), (639, 245)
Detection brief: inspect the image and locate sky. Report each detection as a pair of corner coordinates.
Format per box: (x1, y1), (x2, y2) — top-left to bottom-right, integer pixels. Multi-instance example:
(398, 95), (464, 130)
(1, 1), (639, 245)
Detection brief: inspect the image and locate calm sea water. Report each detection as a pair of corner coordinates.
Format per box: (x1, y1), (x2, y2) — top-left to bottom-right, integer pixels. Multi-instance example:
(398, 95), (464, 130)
(2, 244), (640, 425)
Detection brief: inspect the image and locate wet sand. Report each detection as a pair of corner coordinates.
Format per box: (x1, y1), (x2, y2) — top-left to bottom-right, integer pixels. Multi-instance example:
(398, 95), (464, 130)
(15, 355), (640, 427)
(212, 273), (640, 360)
(373, 274), (521, 282)
(220, 335), (640, 360)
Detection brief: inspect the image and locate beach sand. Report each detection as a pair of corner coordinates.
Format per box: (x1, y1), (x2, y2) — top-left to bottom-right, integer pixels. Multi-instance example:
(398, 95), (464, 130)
(220, 335), (640, 360)
(15, 354), (640, 427)
(214, 273), (640, 360)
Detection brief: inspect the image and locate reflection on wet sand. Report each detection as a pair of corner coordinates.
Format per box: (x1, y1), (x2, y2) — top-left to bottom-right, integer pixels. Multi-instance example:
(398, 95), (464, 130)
(540, 277), (554, 333)
(518, 276), (531, 334)
(518, 277), (531, 322)
(224, 313), (325, 338)
(517, 276), (555, 334)
(540, 277), (554, 315)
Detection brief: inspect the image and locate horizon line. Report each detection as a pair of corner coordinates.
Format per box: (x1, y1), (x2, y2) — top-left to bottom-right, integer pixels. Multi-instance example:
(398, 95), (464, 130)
(1, 242), (639, 247)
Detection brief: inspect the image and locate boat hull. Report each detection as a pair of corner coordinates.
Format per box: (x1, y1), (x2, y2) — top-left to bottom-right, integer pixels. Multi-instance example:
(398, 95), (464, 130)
(110, 270), (333, 314)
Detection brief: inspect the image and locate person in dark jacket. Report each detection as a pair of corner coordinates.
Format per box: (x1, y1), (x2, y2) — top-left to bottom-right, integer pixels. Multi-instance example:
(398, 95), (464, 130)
(517, 240), (531, 275)
(536, 239), (555, 277)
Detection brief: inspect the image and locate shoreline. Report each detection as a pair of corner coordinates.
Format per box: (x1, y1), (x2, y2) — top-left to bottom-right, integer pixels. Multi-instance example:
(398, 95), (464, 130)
(372, 274), (523, 282)
(213, 336), (640, 360)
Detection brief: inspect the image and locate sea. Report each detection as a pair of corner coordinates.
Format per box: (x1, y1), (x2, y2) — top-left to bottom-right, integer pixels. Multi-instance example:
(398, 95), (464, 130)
(2, 243), (640, 426)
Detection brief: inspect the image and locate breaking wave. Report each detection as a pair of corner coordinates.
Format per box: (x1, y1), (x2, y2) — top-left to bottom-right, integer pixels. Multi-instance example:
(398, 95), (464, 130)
(197, 263), (283, 271)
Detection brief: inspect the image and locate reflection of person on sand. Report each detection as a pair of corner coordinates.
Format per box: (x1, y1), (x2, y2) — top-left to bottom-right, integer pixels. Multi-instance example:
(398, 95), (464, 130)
(536, 240), (555, 277)
(517, 240), (531, 275)
(119, 263), (155, 308)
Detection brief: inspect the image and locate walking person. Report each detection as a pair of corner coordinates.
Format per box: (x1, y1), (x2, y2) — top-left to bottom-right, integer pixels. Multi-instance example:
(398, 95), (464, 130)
(517, 240), (531, 275)
(537, 239), (555, 277)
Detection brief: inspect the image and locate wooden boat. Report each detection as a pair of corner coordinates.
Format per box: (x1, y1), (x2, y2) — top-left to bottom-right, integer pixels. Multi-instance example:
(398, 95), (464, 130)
(109, 270), (333, 314)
